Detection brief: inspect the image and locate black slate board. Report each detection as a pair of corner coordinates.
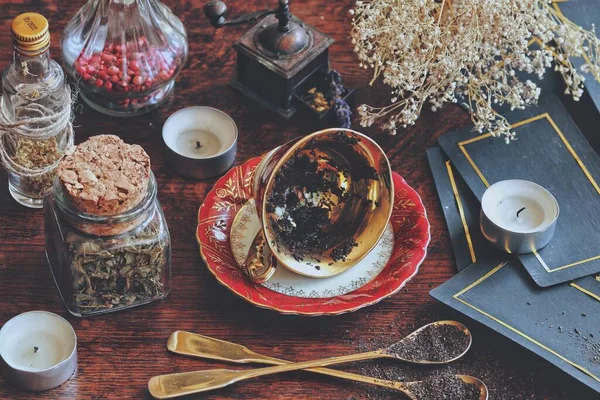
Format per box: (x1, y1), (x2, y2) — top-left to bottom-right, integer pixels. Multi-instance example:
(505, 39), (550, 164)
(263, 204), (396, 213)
(439, 95), (600, 287)
(426, 147), (504, 271)
(430, 260), (600, 394)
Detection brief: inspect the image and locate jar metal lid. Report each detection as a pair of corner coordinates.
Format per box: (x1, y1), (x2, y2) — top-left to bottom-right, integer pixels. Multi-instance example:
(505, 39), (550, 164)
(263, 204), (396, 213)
(11, 13), (50, 55)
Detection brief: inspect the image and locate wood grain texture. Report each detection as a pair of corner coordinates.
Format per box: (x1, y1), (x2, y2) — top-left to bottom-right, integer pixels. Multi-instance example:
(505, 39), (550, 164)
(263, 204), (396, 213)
(0, 1), (597, 399)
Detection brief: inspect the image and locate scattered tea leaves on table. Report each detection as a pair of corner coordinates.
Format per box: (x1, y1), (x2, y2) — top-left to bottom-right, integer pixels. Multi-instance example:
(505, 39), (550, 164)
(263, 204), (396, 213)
(408, 375), (481, 400)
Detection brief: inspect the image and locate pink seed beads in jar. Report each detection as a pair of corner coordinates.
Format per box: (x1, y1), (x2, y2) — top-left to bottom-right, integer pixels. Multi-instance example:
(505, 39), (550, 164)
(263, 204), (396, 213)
(61, 0), (188, 116)
(72, 38), (179, 108)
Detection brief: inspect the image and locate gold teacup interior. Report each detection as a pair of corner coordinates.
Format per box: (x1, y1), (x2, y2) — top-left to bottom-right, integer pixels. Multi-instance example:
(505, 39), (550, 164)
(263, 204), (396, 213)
(263, 130), (392, 278)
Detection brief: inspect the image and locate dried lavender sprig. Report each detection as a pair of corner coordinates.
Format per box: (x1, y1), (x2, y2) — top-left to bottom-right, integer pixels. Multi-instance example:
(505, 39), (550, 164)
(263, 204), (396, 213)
(326, 70), (353, 128)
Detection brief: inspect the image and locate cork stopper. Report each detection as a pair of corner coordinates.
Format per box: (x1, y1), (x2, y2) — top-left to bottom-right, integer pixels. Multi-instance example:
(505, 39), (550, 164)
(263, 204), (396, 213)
(11, 13), (50, 55)
(58, 135), (151, 216)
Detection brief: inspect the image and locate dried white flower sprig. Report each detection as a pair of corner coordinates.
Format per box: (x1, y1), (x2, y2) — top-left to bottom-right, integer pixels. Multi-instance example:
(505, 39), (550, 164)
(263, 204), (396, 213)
(350, 0), (600, 142)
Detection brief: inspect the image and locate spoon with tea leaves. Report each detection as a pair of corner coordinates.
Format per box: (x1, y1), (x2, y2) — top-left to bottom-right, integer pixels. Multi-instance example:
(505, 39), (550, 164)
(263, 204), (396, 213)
(149, 321), (487, 399)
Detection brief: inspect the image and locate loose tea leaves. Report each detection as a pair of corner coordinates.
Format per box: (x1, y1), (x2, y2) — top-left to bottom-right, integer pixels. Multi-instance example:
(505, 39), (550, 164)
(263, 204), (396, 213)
(408, 375), (481, 400)
(267, 151), (359, 262)
(386, 323), (470, 362)
(67, 217), (168, 312)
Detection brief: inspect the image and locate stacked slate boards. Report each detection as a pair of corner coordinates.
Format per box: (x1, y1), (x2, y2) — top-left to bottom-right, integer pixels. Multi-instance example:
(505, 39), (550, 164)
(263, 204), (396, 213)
(427, 97), (600, 393)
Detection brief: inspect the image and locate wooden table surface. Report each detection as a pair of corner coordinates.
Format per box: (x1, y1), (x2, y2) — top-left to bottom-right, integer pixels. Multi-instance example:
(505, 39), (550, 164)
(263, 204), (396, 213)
(0, 1), (597, 399)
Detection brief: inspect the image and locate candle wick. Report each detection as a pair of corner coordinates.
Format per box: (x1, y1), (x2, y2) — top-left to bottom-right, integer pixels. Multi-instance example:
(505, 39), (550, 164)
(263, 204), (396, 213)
(516, 207), (526, 218)
(195, 141), (203, 149)
(34, 346), (39, 353)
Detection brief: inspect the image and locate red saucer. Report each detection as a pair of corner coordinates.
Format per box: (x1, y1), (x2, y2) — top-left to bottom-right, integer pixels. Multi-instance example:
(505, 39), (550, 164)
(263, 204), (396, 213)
(196, 156), (430, 315)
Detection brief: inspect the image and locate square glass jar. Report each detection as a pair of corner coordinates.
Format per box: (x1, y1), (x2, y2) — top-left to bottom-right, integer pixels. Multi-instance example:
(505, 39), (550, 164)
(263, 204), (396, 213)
(44, 172), (171, 316)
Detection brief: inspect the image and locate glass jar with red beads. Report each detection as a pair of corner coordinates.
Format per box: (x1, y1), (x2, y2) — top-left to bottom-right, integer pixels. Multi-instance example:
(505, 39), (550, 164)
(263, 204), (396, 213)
(61, 0), (188, 116)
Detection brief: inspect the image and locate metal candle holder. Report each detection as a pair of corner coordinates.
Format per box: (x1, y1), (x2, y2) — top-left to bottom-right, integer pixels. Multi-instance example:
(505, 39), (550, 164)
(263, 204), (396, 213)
(204, 0), (334, 119)
(480, 180), (559, 254)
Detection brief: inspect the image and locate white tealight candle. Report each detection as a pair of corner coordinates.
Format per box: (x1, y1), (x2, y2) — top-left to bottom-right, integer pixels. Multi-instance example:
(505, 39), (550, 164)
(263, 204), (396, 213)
(174, 129), (224, 159)
(480, 180), (559, 254)
(0, 311), (77, 391)
(162, 106), (238, 179)
(490, 196), (545, 233)
(4, 331), (65, 371)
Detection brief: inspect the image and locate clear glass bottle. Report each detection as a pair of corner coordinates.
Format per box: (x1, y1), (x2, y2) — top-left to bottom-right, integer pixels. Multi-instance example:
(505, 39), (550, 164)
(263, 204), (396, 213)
(61, 0), (188, 116)
(2, 13), (69, 208)
(44, 172), (171, 317)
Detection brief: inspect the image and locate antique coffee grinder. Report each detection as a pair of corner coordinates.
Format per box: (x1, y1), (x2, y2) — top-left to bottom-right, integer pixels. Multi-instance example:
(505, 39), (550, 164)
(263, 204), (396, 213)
(204, 0), (334, 118)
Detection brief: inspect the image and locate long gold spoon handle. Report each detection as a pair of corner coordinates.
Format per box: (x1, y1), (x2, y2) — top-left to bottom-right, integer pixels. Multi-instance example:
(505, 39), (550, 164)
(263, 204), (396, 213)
(149, 350), (405, 399)
(165, 331), (410, 394)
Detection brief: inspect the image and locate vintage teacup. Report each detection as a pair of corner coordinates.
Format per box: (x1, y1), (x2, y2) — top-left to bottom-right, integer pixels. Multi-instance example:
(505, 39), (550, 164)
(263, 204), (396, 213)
(241, 128), (394, 283)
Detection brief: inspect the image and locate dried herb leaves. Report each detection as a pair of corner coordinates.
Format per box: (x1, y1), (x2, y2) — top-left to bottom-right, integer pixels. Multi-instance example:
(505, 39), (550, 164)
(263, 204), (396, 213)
(12, 137), (61, 198)
(67, 216), (169, 313)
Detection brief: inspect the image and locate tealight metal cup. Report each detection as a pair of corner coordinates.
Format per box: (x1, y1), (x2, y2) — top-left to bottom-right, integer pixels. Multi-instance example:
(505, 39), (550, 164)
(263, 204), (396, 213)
(162, 106), (238, 180)
(0, 311), (77, 391)
(480, 180), (559, 254)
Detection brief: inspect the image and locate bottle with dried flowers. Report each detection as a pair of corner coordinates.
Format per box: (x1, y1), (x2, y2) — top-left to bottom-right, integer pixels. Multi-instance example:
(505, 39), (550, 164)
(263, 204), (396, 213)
(350, 0), (599, 142)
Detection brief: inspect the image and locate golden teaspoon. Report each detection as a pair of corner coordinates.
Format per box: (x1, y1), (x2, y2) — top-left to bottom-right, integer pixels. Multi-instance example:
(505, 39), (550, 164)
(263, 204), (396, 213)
(168, 320), (472, 366)
(161, 329), (485, 400)
(148, 368), (486, 400)
(149, 321), (480, 399)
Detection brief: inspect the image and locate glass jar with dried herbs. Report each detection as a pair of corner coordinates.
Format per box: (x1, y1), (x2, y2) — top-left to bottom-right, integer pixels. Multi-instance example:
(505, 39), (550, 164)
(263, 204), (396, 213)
(44, 135), (171, 317)
(45, 172), (171, 316)
(1, 13), (74, 208)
